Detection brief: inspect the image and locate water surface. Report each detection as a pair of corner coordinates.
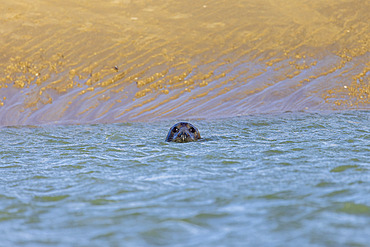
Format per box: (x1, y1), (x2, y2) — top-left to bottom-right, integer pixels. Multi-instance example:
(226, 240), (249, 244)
(1, 111), (369, 246)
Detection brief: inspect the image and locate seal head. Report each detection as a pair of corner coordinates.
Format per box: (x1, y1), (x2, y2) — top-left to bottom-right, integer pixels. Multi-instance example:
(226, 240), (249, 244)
(165, 122), (201, 143)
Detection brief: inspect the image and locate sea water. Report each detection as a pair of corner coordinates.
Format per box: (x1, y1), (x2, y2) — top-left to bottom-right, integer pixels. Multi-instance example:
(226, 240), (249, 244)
(1, 111), (369, 246)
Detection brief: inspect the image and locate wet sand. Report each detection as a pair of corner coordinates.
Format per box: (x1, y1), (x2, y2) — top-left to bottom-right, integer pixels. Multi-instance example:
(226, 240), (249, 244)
(0, 0), (369, 126)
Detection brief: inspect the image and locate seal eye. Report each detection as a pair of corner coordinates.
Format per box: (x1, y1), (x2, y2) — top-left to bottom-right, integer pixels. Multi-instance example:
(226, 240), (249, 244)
(189, 127), (195, 133)
(173, 127), (179, 133)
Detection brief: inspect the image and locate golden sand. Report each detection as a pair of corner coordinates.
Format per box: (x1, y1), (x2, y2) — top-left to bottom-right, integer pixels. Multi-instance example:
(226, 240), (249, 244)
(0, 0), (369, 125)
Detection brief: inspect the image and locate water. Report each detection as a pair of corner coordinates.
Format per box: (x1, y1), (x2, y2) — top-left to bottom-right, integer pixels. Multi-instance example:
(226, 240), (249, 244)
(1, 111), (369, 246)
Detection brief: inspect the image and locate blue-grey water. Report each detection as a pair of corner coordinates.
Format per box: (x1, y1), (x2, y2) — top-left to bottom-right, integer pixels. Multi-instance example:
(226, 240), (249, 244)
(1, 111), (369, 247)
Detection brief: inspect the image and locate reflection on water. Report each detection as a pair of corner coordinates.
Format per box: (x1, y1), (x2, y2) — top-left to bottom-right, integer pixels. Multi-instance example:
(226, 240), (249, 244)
(0, 0), (369, 126)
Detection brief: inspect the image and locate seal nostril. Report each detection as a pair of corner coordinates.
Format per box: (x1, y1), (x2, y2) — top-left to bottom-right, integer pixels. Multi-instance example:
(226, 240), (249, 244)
(182, 132), (189, 137)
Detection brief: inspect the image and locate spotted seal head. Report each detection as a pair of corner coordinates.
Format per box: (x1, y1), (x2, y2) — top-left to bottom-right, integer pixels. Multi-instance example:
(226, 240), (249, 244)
(165, 122), (201, 143)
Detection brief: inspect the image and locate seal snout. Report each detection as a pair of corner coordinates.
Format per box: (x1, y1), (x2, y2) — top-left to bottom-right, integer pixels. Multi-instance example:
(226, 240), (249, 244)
(165, 122), (201, 143)
(178, 130), (190, 142)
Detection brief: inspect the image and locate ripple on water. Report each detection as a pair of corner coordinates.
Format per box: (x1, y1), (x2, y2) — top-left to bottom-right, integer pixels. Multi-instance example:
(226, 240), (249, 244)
(0, 112), (369, 246)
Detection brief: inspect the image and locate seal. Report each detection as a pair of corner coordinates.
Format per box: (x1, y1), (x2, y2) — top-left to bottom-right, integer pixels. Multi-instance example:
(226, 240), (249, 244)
(165, 122), (201, 143)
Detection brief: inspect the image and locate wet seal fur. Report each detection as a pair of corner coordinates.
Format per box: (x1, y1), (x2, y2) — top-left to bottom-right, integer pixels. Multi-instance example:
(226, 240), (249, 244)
(165, 122), (201, 143)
